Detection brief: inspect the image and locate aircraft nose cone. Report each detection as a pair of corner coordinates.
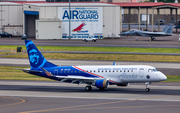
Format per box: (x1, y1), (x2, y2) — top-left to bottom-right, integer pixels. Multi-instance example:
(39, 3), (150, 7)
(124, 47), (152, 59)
(160, 73), (167, 81)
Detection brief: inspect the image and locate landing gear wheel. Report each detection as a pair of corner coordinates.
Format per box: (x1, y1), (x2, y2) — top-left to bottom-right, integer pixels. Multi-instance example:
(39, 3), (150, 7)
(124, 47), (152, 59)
(85, 86), (92, 91)
(145, 88), (150, 92)
(150, 37), (156, 41)
(145, 82), (150, 92)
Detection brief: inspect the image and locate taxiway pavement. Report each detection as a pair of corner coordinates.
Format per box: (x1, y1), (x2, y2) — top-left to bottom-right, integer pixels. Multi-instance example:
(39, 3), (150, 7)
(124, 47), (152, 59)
(1, 34), (180, 48)
(1, 58), (180, 69)
(0, 81), (180, 113)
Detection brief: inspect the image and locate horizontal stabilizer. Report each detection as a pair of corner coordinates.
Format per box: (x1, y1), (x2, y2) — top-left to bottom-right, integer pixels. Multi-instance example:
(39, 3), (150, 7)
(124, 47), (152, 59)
(14, 68), (42, 73)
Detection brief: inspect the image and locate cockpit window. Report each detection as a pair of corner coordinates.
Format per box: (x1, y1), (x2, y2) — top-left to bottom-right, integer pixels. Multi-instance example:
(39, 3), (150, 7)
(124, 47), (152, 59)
(148, 69), (152, 72)
(148, 69), (158, 72)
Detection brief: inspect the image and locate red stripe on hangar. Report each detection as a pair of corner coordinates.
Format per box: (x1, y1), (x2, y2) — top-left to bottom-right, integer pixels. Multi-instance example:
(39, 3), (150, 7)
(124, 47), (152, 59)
(73, 66), (104, 78)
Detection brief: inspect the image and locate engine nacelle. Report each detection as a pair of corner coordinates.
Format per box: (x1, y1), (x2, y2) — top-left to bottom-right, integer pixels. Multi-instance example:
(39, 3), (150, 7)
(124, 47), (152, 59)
(117, 83), (129, 87)
(95, 79), (109, 88)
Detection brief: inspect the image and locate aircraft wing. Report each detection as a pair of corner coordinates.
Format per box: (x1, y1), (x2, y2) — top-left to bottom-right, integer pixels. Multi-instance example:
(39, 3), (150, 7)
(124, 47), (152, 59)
(136, 31), (167, 37)
(56, 75), (97, 83)
(40, 67), (99, 84)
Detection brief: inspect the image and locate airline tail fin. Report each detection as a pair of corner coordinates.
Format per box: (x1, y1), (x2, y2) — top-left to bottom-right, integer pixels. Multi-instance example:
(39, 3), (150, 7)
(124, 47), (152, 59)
(162, 23), (174, 34)
(25, 40), (57, 69)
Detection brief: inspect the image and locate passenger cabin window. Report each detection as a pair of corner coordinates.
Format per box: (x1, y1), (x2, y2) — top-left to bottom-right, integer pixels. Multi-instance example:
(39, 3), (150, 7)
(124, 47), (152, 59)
(94, 70), (95, 72)
(109, 70), (111, 72)
(131, 70), (133, 72)
(116, 70), (118, 72)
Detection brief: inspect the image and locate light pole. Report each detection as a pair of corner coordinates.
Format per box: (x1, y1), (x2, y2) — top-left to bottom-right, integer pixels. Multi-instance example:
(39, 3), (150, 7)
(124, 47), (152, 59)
(69, 0), (71, 39)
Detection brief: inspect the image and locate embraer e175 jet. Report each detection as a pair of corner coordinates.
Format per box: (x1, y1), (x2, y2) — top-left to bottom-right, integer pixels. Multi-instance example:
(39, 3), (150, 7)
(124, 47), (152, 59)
(21, 40), (167, 92)
(119, 24), (174, 41)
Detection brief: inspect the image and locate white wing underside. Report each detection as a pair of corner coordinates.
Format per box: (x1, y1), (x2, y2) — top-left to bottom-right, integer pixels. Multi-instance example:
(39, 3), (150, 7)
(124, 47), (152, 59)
(56, 75), (102, 83)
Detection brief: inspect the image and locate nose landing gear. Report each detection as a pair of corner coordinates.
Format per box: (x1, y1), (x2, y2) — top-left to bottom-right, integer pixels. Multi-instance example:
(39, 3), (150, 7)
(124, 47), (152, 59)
(145, 82), (150, 92)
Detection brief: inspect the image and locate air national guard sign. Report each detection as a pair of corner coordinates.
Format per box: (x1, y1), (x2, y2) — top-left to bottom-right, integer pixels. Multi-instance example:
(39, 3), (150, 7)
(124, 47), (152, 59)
(58, 7), (103, 39)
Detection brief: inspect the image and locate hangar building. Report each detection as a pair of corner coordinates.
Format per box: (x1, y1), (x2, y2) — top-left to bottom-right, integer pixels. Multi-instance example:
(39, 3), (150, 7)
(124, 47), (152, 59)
(0, 2), (23, 36)
(22, 3), (120, 39)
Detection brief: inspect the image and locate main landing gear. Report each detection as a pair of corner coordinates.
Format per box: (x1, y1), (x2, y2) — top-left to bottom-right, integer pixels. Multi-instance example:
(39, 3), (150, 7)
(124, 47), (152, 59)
(85, 86), (92, 91)
(145, 82), (150, 92)
(150, 37), (156, 41)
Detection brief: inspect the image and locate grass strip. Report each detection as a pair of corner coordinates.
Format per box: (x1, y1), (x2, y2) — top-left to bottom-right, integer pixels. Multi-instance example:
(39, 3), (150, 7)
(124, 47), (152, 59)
(0, 52), (13, 55)
(0, 45), (180, 53)
(2, 53), (180, 63)
(0, 66), (179, 82)
(163, 75), (180, 82)
(0, 66), (53, 81)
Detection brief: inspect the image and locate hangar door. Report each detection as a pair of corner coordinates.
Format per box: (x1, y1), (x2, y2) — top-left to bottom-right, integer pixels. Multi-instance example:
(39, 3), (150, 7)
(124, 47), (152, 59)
(24, 11), (39, 38)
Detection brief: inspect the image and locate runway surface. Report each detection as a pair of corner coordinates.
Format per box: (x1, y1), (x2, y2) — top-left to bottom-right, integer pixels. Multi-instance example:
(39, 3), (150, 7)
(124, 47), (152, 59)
(1, 34), (180, 48)
(4, 50), (180, 56)
(0, 80), (180, 113)
(1, 58), (180, 75)
(1, 58), (180, 68)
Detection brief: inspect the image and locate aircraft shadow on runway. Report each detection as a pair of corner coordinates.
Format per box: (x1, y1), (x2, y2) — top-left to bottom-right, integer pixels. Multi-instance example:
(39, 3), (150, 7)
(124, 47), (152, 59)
(0, 85), (179, 96)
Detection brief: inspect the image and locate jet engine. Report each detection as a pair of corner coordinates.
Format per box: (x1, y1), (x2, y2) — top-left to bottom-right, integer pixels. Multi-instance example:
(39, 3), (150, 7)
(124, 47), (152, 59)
(94, 79), (109, 88)
(117, 83), (129, 87)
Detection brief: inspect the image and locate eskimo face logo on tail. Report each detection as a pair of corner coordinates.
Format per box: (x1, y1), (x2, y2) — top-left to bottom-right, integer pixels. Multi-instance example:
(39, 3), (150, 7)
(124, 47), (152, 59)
(26, 40), (46, 68)
(72, 23), (86, 32)
(29, 49), (39, 64)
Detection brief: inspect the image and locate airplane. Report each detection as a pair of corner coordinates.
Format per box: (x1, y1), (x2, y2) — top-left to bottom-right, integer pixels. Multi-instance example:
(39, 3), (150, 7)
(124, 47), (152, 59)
(19, 40), (167, 92)
(119, 24), (174, 41)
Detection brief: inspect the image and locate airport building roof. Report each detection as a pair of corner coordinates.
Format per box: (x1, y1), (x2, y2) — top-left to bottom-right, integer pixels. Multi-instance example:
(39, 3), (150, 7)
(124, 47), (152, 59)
(2, 1), (180, 9)
(0, 2), (22, 5)
(22, 2), (118, 7)
(110, 2), (166, 8)
(109, 2), (180, 9)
